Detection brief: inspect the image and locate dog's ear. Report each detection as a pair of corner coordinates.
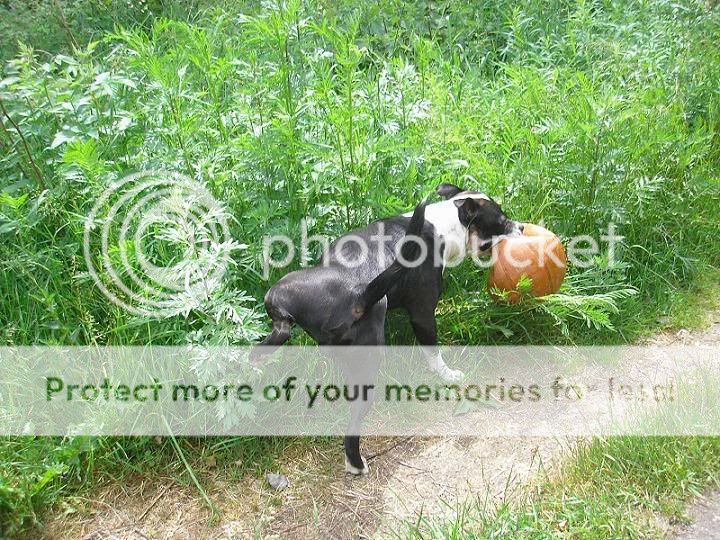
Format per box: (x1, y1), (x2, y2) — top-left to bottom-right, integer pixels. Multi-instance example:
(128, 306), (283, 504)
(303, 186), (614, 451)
(437, 183), (464, 200)
(453, 197), (483, 209)
(453, 197), (485, 227)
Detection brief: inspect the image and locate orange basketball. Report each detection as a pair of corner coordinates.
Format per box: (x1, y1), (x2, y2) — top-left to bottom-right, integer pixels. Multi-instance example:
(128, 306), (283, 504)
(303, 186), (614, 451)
(487, 223), (567, 303)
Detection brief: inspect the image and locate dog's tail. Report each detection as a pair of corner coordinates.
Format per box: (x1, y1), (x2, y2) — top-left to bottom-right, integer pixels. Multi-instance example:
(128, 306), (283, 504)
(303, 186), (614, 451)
(352, 202), (426, 319)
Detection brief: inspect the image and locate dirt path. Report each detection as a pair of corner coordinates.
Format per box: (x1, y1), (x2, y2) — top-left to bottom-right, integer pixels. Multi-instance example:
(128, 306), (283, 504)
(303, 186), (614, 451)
(674, 492), (720, 540)
(40, 435), (564, 540)
(40, 315), (720, 540)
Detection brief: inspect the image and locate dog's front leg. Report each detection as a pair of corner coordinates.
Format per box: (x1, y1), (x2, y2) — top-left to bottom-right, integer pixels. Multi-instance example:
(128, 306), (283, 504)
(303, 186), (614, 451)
(409, 308), (464, 382)
(423, 349), (464, 382)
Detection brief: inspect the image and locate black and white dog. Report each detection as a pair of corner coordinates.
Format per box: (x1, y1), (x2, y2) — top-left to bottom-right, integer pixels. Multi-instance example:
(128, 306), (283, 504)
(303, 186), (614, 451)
(256, 183), (523, 474)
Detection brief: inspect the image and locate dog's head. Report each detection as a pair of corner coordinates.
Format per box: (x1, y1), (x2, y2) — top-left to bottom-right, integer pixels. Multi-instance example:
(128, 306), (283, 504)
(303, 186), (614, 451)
(437, 182), (523, 255)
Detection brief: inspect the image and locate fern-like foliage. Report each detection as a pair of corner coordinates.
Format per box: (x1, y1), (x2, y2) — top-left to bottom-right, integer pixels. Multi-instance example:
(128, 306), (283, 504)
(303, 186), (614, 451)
(539, 288), (638, 335)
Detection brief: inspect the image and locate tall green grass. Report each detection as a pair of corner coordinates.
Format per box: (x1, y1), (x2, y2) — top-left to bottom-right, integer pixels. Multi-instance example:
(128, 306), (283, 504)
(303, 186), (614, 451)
(1, 0), (719, 535)
(1, 0), (718, 347)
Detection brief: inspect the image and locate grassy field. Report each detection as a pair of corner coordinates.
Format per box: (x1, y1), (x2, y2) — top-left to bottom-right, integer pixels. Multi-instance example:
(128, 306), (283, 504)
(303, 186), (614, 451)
(1, 0), (719, 536)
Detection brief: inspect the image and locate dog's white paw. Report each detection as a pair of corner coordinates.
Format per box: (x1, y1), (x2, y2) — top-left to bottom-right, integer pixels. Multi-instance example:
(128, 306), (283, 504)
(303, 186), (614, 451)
(345, 456), (369, 476)
(437, 367), (465, 383)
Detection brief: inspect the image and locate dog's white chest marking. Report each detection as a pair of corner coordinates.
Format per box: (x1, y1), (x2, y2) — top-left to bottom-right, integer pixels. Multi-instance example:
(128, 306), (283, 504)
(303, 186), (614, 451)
(404, 194), (489, 266)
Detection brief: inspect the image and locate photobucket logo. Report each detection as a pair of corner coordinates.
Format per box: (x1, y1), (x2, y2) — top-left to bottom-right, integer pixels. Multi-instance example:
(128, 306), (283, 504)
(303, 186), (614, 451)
(84, 171), (235, 317)
(262, 221), (436, 279)
(261, 221), (623, 278)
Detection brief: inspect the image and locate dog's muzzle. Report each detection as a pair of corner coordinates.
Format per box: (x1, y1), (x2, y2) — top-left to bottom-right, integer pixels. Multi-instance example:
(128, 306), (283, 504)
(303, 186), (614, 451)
(475, 222), (524, 254)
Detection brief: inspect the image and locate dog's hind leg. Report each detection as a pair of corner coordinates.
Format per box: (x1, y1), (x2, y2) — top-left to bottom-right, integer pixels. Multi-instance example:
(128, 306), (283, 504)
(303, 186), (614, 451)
(250, 293), (294, 365)
(341, 352), (381, 475)
(250, 315), (292, 366)
(261, 317), (292, 347)
(339, 301), (386, 475)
